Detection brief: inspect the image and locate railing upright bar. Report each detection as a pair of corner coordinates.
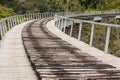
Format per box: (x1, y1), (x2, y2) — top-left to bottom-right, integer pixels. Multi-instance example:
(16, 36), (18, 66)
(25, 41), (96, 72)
(78, 22), (82, 40)
(58, 19), (61, 29)
(60, 18), (63, 31)
(70, 21), (74, 37)
(27, 14), (29, 21)
(1, 21), (5, 36)
(20, 15), (22, 23)
(2, 21), (5, 35)
(11, 17), (14, 27)
(23, 15), (26, 21)
(63, 19), (67, 33)
(57, 20), (59, 28)
(10, 17), (13, 28)
(3, 20), (7, 33)
(38, 13), (40, 19)
(7, 19), (11, 30)
(89, 24), (95, 46)
(0, 22), (3, 39)
(14, 16), (17, 25)
(105, 26), (111, 53)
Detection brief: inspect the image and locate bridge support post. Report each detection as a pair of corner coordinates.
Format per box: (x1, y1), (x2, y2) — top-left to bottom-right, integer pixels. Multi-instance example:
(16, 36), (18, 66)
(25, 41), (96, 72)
(89, 24), (95, 46)
(78, 22), (82, 40)
(105, 26), (111, 53)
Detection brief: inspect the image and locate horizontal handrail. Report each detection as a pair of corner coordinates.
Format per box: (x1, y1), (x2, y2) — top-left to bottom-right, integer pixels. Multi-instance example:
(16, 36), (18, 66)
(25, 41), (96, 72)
(0, 12), (55, 46)
(54, 12), (120, 53)
(56, 16), (120, 27)
(0, 10), (120, 49)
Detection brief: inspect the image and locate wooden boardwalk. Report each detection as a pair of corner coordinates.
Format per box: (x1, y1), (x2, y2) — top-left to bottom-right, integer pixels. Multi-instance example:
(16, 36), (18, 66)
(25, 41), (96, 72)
(22, 19), (120, 80)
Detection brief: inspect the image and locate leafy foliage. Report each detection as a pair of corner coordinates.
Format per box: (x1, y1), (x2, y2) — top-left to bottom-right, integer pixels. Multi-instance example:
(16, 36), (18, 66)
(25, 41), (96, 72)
(0, 0), (120, 14)
(0, 5), (15, 19)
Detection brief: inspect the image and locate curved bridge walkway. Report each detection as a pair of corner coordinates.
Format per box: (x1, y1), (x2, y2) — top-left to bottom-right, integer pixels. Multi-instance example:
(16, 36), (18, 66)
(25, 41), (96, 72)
(0, 20), (38, 80)
(21, 18), (120, 80)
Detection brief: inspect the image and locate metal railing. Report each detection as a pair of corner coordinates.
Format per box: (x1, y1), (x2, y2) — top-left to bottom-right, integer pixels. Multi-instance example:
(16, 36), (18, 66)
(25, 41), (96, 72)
(55, 10), (120, 17)
(54, 12), (120, 53)
(0, 12), (54, 46)
(0, 10), (120, 51)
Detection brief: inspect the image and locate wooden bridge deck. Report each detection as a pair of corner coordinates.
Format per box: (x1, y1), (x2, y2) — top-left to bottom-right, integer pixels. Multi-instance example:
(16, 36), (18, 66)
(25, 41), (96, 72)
(22, 19), (120, 80)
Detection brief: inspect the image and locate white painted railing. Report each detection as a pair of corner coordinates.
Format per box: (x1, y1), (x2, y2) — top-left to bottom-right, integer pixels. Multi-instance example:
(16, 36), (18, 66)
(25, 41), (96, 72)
(0, 12), (54, 46)
(0, 11), (120, 50)
(55, 10), (120, 17)
(54, 13), (120, 53)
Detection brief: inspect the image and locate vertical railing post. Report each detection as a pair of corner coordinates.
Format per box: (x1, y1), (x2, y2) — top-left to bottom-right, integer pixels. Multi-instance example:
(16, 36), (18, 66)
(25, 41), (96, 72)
(11, 17), (14, 27)
(30, 14), (32, 20)
(19, 15), (21, 24)
(35, 13), (37, 19)
(20, 15), (22, 23)
(3, 20), (7, 33)
(105, 26), (111, 53)
(14, 16), (17, 26)
(21, 15), (23, 23)
(89, 24), (95, 46)
(31, 14), (33, 19)
(36, 13), (37, 19)
(23, 15), (25, 22)
(13, 16), (15, 26)
(0, 22), (3, 41)
(19, 16), (21, 24)
(60, 18), (63, 31)
(78, 21), (82, 40)
(1, 21), (5, 36)
(28, 14), (31, 20)
(63, 19), (67, 33)
(7, 19), (11, 30)
(11, 17), (14, 28)
(70, 21), (74, 36)
(58, 19), (61, 29)
(38, 13), (40, 19)
(30, 14), (31, 20)
(41, 13), (43, 19)
(56, 20), (59, 28)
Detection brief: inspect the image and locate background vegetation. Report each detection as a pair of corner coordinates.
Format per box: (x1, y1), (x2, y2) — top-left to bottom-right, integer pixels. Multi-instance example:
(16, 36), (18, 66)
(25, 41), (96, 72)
(0, 0), (120, 16)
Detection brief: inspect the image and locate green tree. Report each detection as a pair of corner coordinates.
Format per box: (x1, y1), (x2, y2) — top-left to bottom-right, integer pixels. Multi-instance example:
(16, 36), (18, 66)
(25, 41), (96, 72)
(0, 4), (15, 19)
